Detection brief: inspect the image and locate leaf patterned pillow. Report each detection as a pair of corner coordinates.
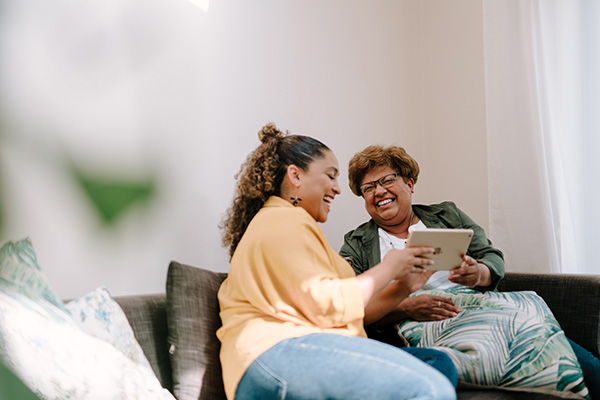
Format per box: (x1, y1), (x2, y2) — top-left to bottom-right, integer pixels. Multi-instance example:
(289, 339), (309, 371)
(398, 287), (589, 399)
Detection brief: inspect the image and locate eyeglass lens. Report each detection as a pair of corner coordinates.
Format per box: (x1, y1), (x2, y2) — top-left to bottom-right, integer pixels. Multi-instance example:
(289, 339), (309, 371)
(360, 174), (398, 195)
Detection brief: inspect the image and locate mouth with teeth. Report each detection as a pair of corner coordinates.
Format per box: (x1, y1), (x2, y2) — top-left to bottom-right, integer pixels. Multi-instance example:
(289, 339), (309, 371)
(324, 195), (334, 211)
(376, 198), (395, 208)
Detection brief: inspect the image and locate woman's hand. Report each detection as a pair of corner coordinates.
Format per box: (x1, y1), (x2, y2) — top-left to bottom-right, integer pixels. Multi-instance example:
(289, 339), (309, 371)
(358, 247), (435, 324)
(398, 295), (459, 321)
(382, 247), (435, 281)
(448, 255), (491, 288)
(401, 267), (434, 293)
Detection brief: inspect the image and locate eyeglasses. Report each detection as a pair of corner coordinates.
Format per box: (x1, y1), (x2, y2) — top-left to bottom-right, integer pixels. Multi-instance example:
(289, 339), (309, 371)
(359, 173), (400, 196)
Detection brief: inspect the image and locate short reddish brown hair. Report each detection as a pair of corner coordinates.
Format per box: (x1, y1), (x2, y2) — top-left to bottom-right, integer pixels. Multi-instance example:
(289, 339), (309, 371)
(348, 145), (420, 196)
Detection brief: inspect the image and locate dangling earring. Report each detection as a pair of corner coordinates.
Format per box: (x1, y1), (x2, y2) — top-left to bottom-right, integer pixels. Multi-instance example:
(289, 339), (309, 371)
(290, 196), (302, 206)
(290, 187), (302, 206)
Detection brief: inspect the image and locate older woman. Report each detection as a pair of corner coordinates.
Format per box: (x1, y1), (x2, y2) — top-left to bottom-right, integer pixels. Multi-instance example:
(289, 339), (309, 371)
(340, 145), (504, 329)
(217, 125), (457, 400)
(340, 144), (600, 398)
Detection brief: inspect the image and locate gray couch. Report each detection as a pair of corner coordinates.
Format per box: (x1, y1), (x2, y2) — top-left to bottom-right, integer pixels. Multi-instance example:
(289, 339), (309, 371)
(116, 262), (600, 400)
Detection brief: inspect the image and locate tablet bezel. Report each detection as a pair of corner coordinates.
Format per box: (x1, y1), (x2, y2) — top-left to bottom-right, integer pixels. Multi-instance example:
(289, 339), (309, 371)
(405, 228), (474, 270)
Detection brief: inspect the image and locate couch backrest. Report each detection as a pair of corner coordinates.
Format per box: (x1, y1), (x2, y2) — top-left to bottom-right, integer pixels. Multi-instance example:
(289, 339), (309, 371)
(499, 272), (600, 358)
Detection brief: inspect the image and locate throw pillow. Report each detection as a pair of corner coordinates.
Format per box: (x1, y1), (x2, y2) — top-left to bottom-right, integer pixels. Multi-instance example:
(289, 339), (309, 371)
(0, 239), (176, 400)
(398, 286), (589, 399)
(0, 237), (65, 310)
(166, 261), (227, 400)
(65, 285), (156, 372)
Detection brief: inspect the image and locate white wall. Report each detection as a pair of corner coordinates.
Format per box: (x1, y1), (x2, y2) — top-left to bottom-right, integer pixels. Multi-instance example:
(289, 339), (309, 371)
(0, 0), (489, 299)
(417, 0), (488, 228)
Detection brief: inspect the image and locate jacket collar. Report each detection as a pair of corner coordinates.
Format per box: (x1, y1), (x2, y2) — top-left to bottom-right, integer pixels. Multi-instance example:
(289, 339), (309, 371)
(348, 203), (448, 240)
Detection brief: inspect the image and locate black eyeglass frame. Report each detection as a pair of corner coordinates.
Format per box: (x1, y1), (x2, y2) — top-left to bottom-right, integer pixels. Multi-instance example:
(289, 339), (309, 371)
(359, 173), (401, 196)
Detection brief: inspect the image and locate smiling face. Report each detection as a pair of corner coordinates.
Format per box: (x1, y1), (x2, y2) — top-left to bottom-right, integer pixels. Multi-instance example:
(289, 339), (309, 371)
(361, 165), (414, 231)
(295, 149), (341, 223)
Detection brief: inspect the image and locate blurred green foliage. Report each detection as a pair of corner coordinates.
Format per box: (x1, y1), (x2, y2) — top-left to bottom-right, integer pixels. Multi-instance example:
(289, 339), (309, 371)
(0, 157), (3, 234)
(0, 123), (4, 235)
(72, 168), (155, 225)
(0, 358), (40, 400)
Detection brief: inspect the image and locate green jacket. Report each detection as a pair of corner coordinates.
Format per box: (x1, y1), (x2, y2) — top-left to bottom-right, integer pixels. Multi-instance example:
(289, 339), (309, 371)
(339, 201), (505, 291)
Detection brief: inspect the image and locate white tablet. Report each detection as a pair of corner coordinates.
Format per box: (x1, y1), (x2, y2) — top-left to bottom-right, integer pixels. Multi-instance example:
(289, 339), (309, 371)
(405, 228), (474, 270)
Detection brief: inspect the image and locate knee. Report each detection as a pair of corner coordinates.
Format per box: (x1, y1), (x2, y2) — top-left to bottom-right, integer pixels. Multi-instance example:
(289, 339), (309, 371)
(431, 352), (458, 388)
(403, 348), (458, 388)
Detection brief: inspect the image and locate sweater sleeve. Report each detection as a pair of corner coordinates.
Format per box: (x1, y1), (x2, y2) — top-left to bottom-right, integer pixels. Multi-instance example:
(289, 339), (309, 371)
(245, 209), (364, 329)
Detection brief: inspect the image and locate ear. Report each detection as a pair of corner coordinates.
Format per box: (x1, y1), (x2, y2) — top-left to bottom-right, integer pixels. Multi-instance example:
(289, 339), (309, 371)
(407, 178), (415, 193)
(286, 164), (301, 188)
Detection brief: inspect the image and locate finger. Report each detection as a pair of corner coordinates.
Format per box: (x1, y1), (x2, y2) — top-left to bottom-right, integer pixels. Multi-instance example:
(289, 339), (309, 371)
(462, 255), (477, 266)
(411, 246), (435, 256)
(434, 299), (454, 311)
(432, 300), (459, 314)
(413, 255), (433, 268)
(450, 263), (468, 273)
(430, 311), (458, 321)
(436, 298), (460, 313)
(435, 296), (457, 306)
(450, 264), (474, 277)
(412, 266), (426, 274)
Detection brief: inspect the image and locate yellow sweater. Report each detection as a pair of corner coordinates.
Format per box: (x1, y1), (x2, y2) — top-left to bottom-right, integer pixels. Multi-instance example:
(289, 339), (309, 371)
(217, 196), (366, 399)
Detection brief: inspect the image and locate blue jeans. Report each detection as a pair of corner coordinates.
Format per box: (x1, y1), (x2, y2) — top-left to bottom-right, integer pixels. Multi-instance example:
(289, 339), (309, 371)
(235, 333), (457, 400)
(568, 338), (600, 400)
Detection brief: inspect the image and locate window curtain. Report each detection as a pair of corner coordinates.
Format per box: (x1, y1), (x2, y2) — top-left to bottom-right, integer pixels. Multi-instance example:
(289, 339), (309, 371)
(483, 0), (600, 274)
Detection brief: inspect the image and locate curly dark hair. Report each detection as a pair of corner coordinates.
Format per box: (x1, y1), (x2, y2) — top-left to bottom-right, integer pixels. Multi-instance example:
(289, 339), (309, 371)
(347, 145), (420, 196)
(220, 122), (330, 258)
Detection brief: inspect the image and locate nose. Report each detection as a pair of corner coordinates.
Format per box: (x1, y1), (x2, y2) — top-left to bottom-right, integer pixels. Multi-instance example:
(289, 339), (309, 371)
(373, 181), (388, 196)
(333, 178), (341, 195)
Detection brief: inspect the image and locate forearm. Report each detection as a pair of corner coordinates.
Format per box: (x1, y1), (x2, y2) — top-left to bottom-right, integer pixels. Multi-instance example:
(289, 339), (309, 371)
(355, 263), (399, 311)
(368, 302), (411, 327)
(363, 280), (411, 325)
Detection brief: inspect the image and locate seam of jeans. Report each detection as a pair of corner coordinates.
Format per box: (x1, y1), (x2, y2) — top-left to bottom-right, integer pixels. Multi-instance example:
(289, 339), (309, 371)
(286, 340), (406, 371)
(255, 357), (288, 400)
(284, 337), (446, 398)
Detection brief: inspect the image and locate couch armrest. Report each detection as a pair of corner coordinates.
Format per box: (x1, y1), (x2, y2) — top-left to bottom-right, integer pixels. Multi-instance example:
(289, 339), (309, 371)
(114, 294), (172, 392)
(497, 272), (600, 358)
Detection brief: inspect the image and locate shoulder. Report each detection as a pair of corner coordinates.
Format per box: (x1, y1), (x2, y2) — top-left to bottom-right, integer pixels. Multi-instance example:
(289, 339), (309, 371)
(257, 197), (329, 248)
(413, 201), (469, 229)
(343, 219), (378, 242)
(413, 201), (459, 214)
(236, 198), (322, 259)
(255, 197), (317, 234)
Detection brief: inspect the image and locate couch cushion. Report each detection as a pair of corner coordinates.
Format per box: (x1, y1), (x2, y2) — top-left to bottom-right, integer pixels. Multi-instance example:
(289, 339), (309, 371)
(0, 238), (176, 400)
(166, 261), (227, 400)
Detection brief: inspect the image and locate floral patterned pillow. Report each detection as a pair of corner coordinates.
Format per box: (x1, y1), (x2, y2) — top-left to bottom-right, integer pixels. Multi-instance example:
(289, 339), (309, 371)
(66, 285), (155, 370)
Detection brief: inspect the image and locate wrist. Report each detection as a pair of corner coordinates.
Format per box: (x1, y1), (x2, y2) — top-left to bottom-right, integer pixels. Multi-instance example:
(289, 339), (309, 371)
(474, 263), (492, 287)
(395, 299), (411, 319)
(473, 265), (481, 287)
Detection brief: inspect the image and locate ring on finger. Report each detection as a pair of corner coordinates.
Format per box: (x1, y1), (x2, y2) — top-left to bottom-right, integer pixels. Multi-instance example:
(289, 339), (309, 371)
(437, 300), (441, 308)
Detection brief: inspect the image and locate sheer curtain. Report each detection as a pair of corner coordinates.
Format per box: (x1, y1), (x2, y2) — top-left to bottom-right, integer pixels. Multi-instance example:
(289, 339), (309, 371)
(483, 0), (600, 274)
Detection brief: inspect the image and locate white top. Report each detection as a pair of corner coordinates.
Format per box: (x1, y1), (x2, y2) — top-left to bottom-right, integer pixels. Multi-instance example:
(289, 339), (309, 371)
(378, 221), (459, 291)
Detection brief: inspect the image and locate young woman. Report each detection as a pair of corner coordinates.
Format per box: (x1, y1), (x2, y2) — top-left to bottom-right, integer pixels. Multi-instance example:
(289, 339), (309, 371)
(217, 124), (457, 400)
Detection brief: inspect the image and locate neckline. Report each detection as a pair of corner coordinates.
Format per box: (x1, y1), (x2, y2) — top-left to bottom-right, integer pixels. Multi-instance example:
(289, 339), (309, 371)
(381, 211), (415, 246)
